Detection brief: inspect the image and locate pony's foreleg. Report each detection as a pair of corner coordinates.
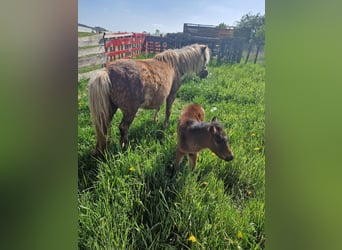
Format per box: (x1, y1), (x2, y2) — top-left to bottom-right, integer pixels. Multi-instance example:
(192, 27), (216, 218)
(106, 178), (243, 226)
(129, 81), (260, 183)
(119, 110), (137, 148)
(154, 107), (160, 123)
(164, 93), (177, 128)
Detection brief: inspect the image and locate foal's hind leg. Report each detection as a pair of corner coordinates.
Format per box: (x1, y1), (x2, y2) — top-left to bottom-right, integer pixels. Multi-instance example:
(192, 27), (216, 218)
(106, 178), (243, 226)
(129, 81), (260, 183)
(119, 109), (138, 148)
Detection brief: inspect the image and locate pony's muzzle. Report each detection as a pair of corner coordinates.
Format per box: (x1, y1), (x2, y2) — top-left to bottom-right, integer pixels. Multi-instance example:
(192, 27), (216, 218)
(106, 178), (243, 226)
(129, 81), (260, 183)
(199, 69), (209, 78)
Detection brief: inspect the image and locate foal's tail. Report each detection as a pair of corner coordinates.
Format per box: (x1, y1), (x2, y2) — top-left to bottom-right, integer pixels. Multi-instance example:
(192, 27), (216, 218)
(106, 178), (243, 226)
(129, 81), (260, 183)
(88, 70), (112, 145)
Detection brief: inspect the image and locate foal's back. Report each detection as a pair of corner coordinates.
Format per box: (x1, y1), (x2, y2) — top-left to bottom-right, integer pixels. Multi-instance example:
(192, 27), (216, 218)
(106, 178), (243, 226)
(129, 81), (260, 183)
(178, 103), (205, 126)
(177, 104), (207, 154)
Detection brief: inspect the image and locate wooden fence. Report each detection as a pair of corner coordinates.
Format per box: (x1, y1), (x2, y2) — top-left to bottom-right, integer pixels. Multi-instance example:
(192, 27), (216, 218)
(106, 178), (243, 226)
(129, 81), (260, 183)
(78, 26), (263, 81)
(183, 23), (234, 39)
(78, 34), (106, 69)
(78, 32), (147, 81)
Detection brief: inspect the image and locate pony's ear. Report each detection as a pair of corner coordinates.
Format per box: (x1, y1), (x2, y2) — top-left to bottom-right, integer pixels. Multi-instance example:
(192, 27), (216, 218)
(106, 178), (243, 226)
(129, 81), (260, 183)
(201, 45), (207, 52)
(211, 117), (217, 123)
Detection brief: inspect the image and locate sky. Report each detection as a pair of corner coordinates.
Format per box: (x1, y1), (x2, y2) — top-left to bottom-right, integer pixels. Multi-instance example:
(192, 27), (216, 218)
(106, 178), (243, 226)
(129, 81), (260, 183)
(78, 0), (265, 34)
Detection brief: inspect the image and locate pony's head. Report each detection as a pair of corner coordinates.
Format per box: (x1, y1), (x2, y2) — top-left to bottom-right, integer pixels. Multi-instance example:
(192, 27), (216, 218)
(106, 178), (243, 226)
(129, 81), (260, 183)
(155, 44), (210, 78)
(197, 44), (210, 78)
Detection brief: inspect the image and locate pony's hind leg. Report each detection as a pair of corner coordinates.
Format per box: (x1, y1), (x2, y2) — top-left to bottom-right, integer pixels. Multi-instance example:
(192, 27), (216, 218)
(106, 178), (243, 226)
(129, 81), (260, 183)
(119, 109), (138, 148)
(105, 105), (118, 145)
(93, 105), (117, 157)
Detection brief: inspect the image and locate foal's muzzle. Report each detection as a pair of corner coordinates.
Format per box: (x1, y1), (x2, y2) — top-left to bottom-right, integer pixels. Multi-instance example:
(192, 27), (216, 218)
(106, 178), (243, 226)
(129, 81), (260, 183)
(225, 155), (234, 162)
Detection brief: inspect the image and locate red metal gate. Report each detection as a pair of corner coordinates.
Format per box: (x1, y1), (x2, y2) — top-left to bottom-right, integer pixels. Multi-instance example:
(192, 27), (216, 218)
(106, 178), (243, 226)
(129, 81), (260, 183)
(104, 32), (146, 64)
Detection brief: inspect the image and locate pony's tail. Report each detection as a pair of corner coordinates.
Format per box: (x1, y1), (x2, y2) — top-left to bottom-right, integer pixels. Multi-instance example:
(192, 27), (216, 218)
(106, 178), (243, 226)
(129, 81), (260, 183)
(88, 70), (111, 149)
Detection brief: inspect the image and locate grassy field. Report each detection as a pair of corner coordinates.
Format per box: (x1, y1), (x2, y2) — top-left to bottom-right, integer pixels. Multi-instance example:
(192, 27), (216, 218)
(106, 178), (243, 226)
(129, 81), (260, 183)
(78, 64), (103, 74)
(78, 32), (99, 37)
(78, 61), (265, 249)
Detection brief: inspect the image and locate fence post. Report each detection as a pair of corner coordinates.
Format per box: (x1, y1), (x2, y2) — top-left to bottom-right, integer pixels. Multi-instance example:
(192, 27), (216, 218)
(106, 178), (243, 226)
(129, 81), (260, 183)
(254, 44), (261, 64)
(245, 41), (252, 64)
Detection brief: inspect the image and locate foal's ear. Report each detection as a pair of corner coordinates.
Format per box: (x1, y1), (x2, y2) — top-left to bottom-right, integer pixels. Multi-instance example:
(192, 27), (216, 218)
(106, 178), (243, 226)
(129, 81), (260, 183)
(211, 117), (218, 123)
(208, 125), (217, 134)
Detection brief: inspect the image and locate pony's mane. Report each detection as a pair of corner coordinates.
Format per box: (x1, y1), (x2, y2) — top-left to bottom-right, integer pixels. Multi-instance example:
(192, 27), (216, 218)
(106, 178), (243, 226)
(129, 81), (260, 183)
(154, 44), (210, 75)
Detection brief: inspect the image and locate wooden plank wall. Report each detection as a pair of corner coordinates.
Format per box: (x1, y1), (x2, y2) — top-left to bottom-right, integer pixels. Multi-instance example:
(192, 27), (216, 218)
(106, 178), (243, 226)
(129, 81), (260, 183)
(78, 34), (106, 68)
(78, 34), (106, 81)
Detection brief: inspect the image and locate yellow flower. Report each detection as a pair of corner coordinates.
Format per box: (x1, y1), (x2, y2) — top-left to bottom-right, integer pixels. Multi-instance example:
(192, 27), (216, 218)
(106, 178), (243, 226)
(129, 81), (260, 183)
(129, 166), (135, 171)
(251, 133), (256, 137)
(188, 233), (197, 243)
(237, 231), (243, 239)
(211, 152), (216, 156)
(253, 147), (261, 151)
(247, 191), (252, 196)
(202, 181), (208, 186)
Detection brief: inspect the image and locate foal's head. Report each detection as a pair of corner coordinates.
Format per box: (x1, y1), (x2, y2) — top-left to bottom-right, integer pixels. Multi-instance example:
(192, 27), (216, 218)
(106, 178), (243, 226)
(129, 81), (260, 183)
(208, 117), (234, 161)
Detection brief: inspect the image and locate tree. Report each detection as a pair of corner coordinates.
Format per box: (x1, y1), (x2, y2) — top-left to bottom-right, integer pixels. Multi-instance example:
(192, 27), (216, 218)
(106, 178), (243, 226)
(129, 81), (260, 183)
(218, 22), (227, 29)
(254, 24), (265, 63)
(154, 29), (161, 36)
(234, 13), (265, 63)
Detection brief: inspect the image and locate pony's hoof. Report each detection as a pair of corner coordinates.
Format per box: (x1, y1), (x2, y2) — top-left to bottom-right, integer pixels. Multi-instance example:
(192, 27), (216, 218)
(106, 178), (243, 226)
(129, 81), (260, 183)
(121, 141), (128, 151)
(91, 149), (104, 159)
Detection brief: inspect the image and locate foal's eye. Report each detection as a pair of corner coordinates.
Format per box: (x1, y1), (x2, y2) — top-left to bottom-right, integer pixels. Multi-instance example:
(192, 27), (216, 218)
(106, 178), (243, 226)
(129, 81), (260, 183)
(216, 136), (226, 144)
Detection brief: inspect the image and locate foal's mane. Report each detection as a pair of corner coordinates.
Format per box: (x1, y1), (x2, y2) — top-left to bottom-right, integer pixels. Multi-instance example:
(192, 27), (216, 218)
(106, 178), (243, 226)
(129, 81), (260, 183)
(154, 44), (210, 75)
(189, 120), (223, 130)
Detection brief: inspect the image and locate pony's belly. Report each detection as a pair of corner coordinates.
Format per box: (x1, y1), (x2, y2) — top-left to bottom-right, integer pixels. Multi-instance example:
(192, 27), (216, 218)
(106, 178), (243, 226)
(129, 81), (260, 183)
(141, 92), (166, 109)
(141, 85), (169, 109)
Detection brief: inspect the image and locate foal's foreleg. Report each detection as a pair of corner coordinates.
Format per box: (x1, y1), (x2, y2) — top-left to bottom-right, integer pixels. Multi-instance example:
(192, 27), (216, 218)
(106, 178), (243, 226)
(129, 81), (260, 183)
(188, 153), (198, 171)
(173, 148), (185, 175)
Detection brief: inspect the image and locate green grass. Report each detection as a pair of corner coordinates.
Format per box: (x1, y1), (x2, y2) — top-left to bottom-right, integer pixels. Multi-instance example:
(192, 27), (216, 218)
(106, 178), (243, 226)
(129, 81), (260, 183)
(78, 64), (103, 74)
(79, 45), (101, 50)
(78, 63), (265, 249)
(78, 53), (104, 60)
(78, 32), (98, 37)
